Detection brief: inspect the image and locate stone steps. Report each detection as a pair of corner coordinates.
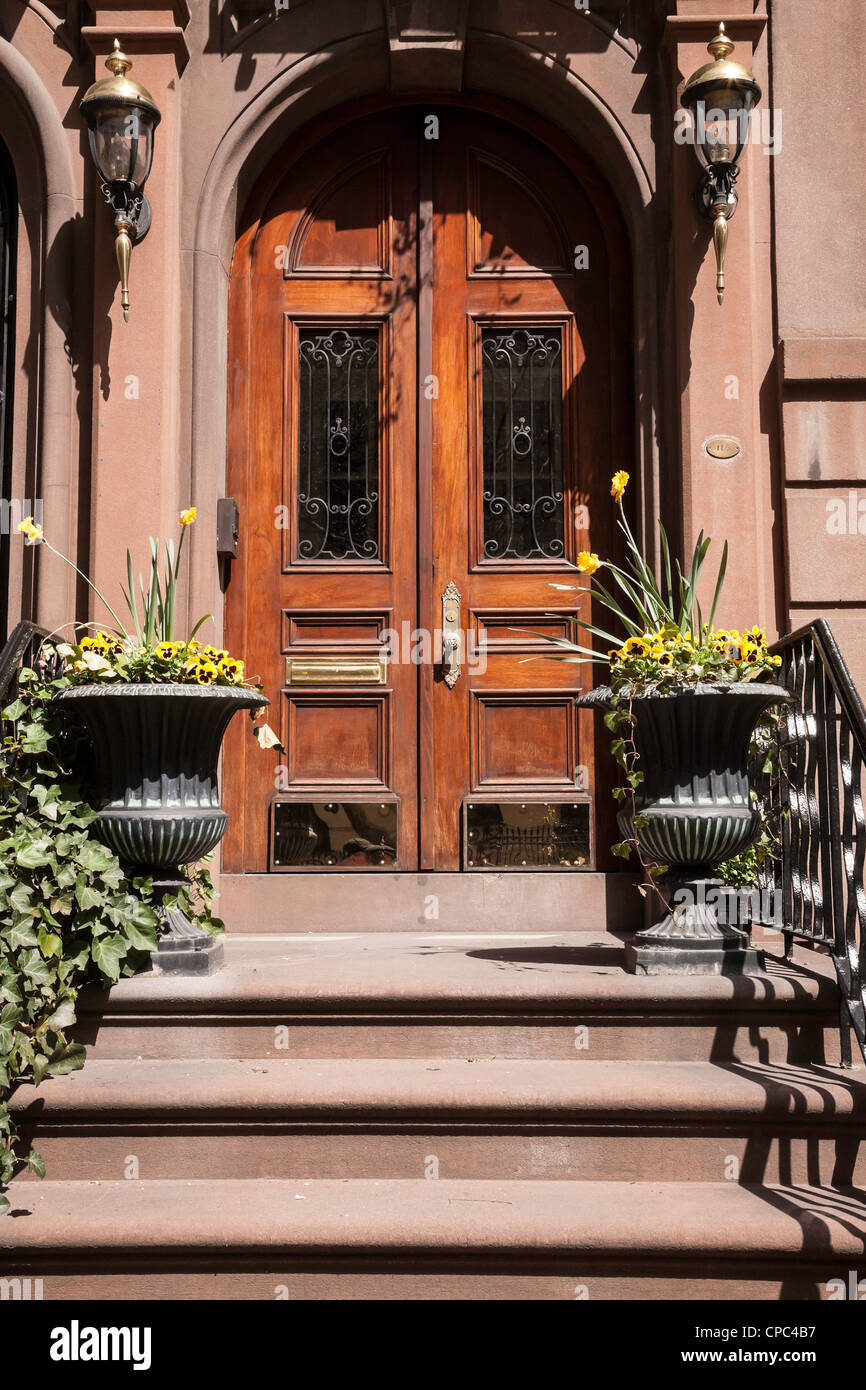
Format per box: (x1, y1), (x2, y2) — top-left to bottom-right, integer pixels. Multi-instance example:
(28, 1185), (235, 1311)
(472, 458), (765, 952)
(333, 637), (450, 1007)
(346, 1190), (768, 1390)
(72, 932), (843, 1065)
(2, 1177), (864, 1301)
(4, 929), (860, 1300)
(10, 1057), (866, 1185)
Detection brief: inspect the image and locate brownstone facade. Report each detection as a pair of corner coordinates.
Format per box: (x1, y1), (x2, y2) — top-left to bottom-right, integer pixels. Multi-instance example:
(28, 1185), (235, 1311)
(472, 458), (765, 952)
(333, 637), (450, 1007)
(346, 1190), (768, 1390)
(2, 0), (864, 875)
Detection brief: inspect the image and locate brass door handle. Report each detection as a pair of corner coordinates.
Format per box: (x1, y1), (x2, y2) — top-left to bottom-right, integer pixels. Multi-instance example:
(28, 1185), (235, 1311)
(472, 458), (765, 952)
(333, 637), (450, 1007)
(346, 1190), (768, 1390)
(442, 631), (460, 685)
(441, 580), (461, 689)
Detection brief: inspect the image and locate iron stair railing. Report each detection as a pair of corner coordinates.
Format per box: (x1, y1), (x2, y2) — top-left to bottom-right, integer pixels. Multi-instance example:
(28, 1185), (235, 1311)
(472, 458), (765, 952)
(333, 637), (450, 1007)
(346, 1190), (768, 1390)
(758, 620), (866, 1068)
(0, 620), (52, 702)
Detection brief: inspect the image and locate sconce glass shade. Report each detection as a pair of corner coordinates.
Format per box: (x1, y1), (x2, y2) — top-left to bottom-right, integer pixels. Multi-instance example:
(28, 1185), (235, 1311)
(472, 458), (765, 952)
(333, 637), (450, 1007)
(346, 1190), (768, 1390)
(681, 23), (761, 173)
(86, 108), (157, 188)
(80, 41), (161, 192)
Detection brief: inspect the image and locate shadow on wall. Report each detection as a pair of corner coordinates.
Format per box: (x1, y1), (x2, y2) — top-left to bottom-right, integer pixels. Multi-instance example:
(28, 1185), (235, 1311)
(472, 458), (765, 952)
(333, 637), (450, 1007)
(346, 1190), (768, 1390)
(201, 0), (643, 93)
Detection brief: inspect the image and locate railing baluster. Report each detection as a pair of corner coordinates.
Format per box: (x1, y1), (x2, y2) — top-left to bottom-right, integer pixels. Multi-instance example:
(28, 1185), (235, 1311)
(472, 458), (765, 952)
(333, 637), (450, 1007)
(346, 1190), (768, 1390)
(766, 621), (866, 1064)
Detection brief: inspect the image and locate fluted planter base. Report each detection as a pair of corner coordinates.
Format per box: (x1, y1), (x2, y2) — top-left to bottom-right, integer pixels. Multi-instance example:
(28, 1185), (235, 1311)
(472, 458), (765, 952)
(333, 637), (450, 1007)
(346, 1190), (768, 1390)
(150, 876), (225, 975)
(577, 682), (791, 977)
(626, 875), (763, 976)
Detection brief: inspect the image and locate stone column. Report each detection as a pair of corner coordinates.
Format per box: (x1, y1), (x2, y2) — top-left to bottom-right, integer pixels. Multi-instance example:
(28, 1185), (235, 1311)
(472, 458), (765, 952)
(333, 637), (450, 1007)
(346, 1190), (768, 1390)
(81, 5), (190, 633)
(664, 2), (781, 640)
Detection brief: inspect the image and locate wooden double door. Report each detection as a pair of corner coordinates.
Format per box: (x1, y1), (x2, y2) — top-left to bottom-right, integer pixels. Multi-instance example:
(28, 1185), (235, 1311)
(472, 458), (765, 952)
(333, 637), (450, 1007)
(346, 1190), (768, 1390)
(224, 103), (628, 873)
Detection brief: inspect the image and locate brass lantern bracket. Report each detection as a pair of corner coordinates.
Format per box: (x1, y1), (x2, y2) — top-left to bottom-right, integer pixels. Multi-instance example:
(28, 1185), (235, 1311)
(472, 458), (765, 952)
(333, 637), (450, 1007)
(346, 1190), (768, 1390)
(695, 171), (739, 223)
(80, 39), (161, 322)
(100, 181), (152, 245)
(680, 22), (761, 307)
(696, 169), (739, 306)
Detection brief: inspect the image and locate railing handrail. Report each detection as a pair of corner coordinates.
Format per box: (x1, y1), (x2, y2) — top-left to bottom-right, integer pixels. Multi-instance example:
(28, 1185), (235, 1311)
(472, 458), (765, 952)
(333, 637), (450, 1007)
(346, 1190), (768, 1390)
(766, 617), (866, 1067)
(0, 620), (50, 705)
(771, 618), (866, 756)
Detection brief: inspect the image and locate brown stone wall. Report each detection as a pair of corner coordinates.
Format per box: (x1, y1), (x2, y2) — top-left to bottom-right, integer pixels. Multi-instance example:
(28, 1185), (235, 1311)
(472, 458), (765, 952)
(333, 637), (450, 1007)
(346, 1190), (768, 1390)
(771, 0), (866, 689)
(1, 0), (862, 687)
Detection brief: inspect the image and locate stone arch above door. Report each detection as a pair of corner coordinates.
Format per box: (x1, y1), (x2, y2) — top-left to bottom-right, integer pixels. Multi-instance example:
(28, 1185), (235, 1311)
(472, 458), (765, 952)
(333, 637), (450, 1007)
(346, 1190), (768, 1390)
(186, 29), (661, 656)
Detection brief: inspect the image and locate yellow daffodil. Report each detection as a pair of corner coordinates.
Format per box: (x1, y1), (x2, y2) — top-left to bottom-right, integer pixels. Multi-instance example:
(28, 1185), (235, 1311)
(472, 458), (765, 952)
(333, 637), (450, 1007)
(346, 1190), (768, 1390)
(179, 507), (197, 527)
(610, 471), (629, 502)
(772, 655), (782, 667)
(18, 516), (43, 544)
(577, 551), (602, 575)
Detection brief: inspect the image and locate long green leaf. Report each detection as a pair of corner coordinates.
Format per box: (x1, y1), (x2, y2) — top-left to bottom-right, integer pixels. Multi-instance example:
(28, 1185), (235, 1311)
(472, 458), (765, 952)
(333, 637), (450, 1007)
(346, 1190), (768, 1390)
(511, 622), (620, 654)
(511, 628), (600, 660)
(604, 562), (666, 628)
(187, 613), (212, 644)
(615, 514), (667, 610)
(125, 550), (142, 642)
(658, 520), (674, 608)
(586, 590), (643, 638)
(707, 538), (729, 635)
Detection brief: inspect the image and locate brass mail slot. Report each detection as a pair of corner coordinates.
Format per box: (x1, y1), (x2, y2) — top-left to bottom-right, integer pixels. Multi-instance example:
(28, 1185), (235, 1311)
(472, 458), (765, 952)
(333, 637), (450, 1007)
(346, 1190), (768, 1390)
(285, 657), (387, 686)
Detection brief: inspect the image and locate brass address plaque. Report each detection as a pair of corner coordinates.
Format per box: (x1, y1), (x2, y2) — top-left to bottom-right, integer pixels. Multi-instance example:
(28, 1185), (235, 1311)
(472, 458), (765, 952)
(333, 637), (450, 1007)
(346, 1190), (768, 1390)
(705, 436), (741, 460)
(285, 657), (387, 686)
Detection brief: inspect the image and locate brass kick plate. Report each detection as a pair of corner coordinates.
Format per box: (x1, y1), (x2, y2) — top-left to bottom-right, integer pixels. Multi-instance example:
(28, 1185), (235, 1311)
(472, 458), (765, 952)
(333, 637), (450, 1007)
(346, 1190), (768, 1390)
(285, 657), (387, 686)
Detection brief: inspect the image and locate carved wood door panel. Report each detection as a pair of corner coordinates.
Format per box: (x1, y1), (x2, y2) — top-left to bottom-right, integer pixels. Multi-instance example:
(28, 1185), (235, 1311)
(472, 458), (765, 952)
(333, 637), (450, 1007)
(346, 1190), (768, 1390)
(224, 104), (627, 873)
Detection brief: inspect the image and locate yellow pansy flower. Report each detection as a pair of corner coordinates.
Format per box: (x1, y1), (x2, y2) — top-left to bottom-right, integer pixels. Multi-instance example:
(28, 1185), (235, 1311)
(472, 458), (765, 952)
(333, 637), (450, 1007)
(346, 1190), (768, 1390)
(218, 656), (244, 683)
(179, 507), (197, 527)
(191, 660), (218, 685)
(622, 636), (649, 658)
(610, 471), (629, 502)
(81, 631), (123, 656)
(577, 551), (602, 575)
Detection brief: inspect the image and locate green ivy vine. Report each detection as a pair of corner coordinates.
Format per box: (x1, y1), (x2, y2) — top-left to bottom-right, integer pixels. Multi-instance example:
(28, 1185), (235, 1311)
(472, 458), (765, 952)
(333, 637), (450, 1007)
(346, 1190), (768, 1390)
(0, 644), (222, 1213)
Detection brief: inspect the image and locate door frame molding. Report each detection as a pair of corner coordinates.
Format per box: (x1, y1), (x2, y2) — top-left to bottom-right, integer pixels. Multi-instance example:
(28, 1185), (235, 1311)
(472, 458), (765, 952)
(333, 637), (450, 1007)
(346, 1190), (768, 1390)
(224, 92), (636, 873)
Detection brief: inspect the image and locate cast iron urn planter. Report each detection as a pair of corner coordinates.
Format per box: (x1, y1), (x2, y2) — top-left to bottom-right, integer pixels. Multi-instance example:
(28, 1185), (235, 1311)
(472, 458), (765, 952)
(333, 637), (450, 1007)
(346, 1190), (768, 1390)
(577, 682), (792, 975)
(57, 684), (268, 975)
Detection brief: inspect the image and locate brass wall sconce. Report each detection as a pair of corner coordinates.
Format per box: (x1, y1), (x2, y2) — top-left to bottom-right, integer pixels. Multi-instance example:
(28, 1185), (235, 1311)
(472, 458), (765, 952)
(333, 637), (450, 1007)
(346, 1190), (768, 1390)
(80, 40), (161, 322)
(680, 23), (761, 305)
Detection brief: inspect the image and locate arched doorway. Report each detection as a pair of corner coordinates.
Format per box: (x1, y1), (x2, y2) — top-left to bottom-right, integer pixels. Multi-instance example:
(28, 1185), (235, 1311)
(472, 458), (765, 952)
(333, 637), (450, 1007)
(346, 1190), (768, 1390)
(223, 101), (632, 873)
